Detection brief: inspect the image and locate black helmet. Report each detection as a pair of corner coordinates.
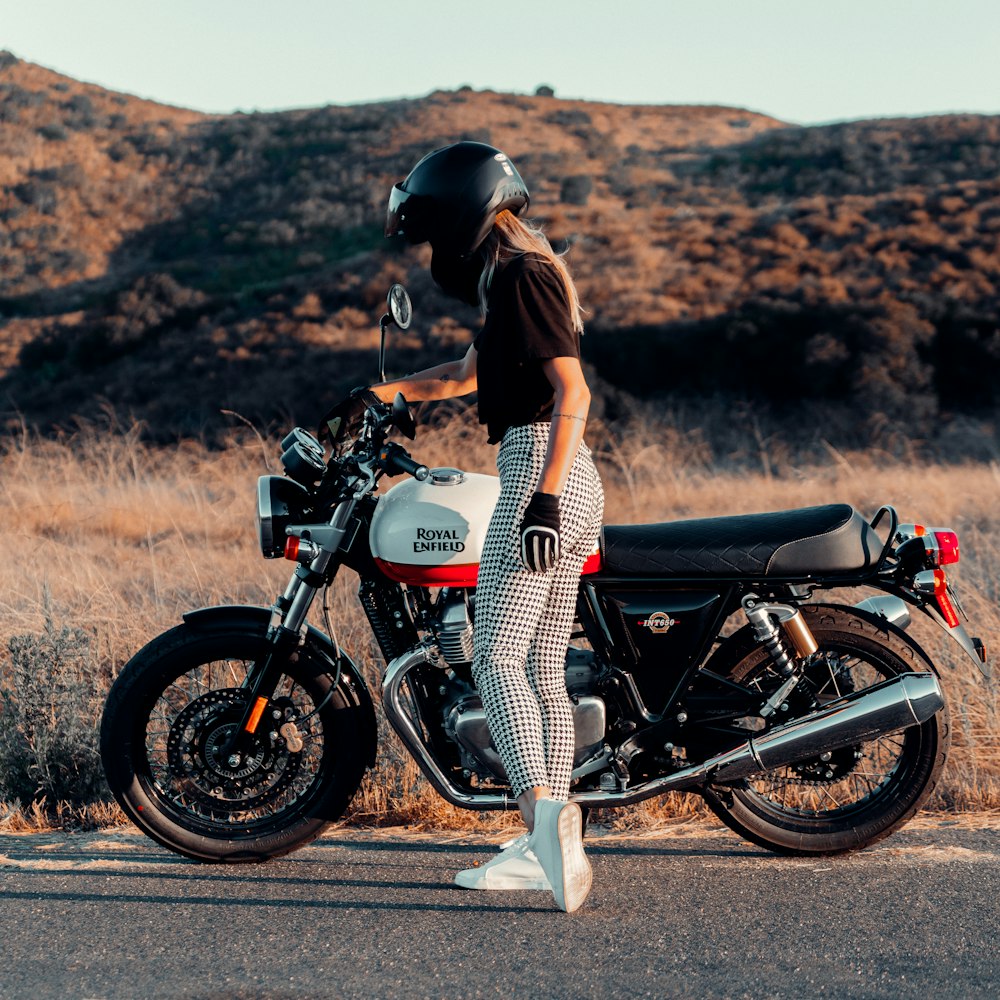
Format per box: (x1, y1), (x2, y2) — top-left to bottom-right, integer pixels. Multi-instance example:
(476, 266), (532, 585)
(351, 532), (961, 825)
(385, 141), (530, 255)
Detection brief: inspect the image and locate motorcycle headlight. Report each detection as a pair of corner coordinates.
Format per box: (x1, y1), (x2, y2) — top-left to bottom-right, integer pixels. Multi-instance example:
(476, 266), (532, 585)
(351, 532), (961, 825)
(256, 475), (312, 558)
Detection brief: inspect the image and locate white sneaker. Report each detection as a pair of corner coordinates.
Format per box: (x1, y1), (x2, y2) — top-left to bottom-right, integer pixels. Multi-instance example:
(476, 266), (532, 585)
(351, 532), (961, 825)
(454, 833), (552, 890)
(529, 799), (592, 913)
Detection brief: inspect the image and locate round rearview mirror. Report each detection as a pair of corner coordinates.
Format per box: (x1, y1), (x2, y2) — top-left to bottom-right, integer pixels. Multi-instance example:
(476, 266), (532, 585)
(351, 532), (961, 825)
(387, 284), (412, 330)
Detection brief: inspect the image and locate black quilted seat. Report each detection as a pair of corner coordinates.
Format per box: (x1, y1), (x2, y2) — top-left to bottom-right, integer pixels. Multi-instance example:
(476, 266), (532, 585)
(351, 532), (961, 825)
(600, 504), (883, 577)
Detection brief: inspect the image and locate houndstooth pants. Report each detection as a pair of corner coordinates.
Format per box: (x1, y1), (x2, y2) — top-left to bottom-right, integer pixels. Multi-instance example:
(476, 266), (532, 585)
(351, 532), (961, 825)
(472, 422), (604, 801)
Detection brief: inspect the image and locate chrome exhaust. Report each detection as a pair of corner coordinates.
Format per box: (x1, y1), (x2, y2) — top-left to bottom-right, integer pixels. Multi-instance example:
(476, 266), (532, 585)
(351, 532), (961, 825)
(383, 643), (944, 812)
(382, 646), (505, 808)
(574, 671), (944, 806)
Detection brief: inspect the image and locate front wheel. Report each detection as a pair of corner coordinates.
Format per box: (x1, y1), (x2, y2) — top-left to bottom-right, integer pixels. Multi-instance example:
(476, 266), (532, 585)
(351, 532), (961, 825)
(101, 622), (374, 862)
(701, 604), (950, 856)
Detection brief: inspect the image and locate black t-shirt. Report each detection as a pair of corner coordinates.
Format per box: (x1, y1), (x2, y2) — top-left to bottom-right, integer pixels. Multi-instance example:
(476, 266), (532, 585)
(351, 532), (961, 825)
(473, 254), (581, 444)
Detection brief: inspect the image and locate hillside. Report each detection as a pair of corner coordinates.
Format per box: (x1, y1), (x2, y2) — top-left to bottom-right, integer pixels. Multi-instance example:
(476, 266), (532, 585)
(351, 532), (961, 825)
(1, 52), (998, 442)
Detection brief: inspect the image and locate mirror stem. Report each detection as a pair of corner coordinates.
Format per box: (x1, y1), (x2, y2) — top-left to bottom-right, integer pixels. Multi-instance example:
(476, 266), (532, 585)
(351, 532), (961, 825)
(378, 316), (389, 384)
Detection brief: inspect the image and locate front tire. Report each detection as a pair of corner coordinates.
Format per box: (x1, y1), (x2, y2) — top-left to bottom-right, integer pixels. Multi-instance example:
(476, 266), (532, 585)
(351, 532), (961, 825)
(101, 623), (374, 862)
(701, 604), (950, 855)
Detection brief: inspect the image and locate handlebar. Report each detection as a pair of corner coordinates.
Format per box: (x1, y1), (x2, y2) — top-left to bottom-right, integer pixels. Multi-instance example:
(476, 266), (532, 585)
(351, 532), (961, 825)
(377, 441), (429, 481)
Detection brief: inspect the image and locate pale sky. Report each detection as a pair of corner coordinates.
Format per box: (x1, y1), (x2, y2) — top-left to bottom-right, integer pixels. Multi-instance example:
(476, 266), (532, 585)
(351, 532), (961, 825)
(3, 0), (999, 125)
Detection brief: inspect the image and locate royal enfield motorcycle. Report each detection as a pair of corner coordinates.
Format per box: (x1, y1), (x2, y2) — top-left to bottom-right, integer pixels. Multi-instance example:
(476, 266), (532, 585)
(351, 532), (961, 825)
(101, 285), (989, 863)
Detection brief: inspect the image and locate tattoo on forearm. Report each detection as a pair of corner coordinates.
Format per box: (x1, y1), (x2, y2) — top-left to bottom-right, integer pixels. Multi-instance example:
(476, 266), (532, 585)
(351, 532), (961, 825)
(553, 412), (586, 422)
(439, 373), (452, 382)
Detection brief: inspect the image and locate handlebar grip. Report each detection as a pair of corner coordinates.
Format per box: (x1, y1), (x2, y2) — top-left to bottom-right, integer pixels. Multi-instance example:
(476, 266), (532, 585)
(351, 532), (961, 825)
(378, 443), (429, 481)
(396, 453), (430, 481)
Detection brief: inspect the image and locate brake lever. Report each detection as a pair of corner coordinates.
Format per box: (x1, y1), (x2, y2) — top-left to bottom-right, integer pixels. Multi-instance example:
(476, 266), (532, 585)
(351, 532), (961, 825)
(351, 456), (380, 498)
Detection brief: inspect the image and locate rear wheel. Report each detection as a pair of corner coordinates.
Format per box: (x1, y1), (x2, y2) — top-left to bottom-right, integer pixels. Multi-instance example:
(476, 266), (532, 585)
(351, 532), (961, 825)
(101, 623), (373, 862)
(702, 605), (949, 855)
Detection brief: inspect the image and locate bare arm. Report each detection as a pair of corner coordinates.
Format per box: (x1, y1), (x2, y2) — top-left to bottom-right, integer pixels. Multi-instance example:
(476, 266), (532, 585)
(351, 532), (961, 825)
(369, 342), (477, 403)
(536, 356), (591, 495)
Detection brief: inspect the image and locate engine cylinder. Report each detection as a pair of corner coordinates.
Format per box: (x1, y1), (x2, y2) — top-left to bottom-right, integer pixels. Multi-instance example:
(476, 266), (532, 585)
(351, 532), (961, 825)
(437, 589), (475, 665)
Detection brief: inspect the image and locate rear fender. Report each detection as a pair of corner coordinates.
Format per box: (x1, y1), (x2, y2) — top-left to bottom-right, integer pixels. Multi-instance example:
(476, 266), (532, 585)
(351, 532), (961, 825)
(182, 604), (378, 767)
(837, 602), (940, 676)
(851, 595), (993, 678)
(854, 591), (989, 678)
(914, 602), (990, 678)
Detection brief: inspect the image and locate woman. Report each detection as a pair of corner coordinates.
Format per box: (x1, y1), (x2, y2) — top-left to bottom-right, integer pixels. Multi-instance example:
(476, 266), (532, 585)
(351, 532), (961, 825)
(372, 141), (604, 913)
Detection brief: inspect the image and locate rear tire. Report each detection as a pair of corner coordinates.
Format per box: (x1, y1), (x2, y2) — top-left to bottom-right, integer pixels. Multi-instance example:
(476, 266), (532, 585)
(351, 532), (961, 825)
(701, 604), (949, 856)
(101, 623), (373, 863)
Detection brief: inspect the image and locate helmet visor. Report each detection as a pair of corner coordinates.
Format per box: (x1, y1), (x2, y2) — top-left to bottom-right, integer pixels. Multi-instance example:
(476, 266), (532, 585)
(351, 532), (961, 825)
(385, 184), (429, 244)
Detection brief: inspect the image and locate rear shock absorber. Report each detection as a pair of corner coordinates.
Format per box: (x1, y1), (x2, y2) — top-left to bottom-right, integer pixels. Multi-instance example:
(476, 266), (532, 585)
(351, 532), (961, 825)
(742, 593), (819, 717)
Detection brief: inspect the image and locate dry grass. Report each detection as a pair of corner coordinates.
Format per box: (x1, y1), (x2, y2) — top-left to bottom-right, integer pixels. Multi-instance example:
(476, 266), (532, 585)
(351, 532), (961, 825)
(1, 411), (997, 831)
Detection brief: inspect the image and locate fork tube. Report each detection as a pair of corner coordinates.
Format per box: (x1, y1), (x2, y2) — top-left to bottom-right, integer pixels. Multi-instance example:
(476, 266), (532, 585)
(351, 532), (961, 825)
(229, 500), (355, 751)
(280, 496), (357, 634)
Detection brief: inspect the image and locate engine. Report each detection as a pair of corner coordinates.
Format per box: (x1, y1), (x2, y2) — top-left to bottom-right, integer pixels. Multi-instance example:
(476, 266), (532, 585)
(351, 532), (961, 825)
(369, 466), (610, 787)
(431, 586), (609, 784)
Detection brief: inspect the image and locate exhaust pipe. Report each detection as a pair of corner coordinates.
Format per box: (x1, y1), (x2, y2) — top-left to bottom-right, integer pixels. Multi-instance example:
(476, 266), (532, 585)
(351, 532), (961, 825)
(384, 645), (944, 812)
(575, 671), (944, 806)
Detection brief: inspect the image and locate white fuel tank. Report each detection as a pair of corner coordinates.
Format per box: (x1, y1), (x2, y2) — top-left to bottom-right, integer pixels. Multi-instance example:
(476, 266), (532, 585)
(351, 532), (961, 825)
(369, 467), (500, 586)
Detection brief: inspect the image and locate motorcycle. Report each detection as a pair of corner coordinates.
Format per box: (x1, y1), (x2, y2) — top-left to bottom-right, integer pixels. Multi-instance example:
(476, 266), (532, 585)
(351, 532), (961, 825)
(100, 284), (989, 863)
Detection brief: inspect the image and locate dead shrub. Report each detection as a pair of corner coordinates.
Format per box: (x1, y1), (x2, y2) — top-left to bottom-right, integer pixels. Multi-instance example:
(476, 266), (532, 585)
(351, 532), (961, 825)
(0, 607), (109, 809)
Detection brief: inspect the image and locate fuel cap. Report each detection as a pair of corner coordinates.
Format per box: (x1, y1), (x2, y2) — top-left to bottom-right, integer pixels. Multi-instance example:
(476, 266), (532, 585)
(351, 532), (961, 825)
(429, 467), (466, 485)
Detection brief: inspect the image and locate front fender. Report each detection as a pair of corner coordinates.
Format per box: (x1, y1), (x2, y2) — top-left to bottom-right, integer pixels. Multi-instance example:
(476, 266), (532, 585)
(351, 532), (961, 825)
(182, 604), (378, 768)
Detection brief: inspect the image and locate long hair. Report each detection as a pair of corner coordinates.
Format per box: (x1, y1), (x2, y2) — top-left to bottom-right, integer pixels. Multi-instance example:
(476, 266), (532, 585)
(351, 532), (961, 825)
(477, 210), (585, 333)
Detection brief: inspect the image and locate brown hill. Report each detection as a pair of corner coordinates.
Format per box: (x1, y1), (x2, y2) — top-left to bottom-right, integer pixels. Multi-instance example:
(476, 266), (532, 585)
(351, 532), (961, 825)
(1, 52), (998, 442)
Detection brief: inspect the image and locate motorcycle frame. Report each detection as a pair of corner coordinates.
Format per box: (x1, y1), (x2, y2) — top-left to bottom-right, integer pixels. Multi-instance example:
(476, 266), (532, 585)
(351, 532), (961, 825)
(576, 567), (881, 726)
(248, 467), (982, 813)
(374, 511), (961, 809)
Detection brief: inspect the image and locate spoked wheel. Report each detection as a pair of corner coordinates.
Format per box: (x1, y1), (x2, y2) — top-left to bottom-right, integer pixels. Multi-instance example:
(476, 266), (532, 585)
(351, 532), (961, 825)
(702, 605), (950, 855)
(101, 622), (374, 862)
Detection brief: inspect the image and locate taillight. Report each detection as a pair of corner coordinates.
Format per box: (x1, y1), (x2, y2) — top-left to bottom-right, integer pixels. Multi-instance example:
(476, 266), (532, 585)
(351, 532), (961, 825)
(896, 523), (960, 568)
(932, 530), (960, 565)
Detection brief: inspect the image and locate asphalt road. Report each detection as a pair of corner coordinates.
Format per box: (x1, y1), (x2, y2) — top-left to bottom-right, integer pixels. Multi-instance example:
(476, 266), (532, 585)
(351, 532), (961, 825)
(1, 816), (998, 1000)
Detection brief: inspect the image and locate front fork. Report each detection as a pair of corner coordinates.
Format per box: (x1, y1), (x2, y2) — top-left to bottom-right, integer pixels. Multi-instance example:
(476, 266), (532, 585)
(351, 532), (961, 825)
(225, 499), (357, 754)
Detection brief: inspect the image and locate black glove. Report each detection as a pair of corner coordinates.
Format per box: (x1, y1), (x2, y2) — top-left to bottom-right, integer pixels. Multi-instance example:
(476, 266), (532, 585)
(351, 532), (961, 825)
(519, 492), (561, 572)
(318, 387), (383, 445)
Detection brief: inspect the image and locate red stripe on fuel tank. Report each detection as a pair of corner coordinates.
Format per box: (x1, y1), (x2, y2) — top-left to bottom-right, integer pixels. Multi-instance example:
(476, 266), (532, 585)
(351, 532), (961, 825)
(377, 550), (602, 585)
(375, 559), (480, 587)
